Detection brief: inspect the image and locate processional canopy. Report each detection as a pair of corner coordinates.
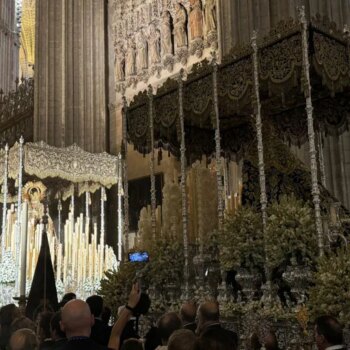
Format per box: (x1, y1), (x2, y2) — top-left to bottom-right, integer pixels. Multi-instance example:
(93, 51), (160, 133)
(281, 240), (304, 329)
(0, 141), (120, 200)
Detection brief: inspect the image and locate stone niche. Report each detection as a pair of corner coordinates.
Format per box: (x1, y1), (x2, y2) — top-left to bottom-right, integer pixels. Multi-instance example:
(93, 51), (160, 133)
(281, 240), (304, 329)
(112, 0), (219, 95)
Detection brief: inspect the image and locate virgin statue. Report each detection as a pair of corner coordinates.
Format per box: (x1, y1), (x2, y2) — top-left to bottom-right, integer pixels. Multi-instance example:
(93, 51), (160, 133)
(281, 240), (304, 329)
(149, 23), (161, 65)
(115, 44), (125, 81)
(126, 38), (136, 76)
(204, 0), (217, 33)
(137, 29), (148, 71)
(174, 3), (188, 48)
(161, 11), (173, 56)
(189, 0), (203, 40)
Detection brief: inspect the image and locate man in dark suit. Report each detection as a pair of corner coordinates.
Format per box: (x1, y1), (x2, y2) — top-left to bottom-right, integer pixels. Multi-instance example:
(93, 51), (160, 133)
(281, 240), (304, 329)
(86, 296), (111, 346)
(180, 302), (197, 333)
(60, 299), (111, 350)
(196, 301), (238, 348)
(315, 316), (345, 350)
(50, 311), (67, 350)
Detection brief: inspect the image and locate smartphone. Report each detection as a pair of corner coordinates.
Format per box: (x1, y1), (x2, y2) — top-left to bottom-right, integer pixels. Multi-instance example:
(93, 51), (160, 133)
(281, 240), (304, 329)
(128, 251), (149, 263)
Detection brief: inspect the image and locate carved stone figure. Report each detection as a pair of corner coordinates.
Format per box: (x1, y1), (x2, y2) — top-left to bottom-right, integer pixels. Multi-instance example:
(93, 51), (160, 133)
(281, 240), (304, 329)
(149, 23), (161, 65)
(204, 0), (217, 33)
(115, 44), (125, 81)
(174, 3), (188, 48)
(136, 29), (148, 71)
(161, 11), (173, 56)
(189, 0), (203, 40)
(126, 38), (136, 76)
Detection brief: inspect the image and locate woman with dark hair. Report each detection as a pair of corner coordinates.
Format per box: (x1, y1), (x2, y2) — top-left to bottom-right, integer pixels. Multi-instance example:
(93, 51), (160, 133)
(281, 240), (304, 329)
(37, 312), (54, 350)
(0, 304), (21, 350)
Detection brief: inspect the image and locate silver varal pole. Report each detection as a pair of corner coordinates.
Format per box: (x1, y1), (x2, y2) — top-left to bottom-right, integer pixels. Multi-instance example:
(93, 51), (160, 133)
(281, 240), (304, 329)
(148, 85), (157, 241)
(58, 199), (62, 243)
(252, 31), (274, 302)
(317, 131), (327, 188)
(1, 144), (9, 260)
(101, 186), (106, 247)
(85, 192), (90, 220)
(178, 69), (190, 299)
(15, 136), (24, 293)
(299, 6), (324, 256)
(117, 154), (123, 262)
(251, 32), (268, 231)
(212, 52), (225, 231)
(19, 201), (28, 299)
(122, 96), (129, 257)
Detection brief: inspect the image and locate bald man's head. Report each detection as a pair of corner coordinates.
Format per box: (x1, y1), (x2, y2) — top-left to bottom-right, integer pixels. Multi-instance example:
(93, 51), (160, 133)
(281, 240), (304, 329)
(60, 299), (94, 338)
(180, 302), (197, 324)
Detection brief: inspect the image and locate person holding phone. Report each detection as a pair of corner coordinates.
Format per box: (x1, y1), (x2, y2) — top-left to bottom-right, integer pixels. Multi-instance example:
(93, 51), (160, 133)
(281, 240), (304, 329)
(108, 284), (141, 350)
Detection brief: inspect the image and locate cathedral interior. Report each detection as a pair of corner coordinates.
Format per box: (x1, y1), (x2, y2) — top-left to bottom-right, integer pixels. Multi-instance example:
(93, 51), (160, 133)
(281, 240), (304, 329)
(1, 0), (350, 347)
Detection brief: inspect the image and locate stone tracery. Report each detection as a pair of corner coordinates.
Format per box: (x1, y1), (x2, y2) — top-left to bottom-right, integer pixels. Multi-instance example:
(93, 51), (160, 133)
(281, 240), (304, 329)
(113, 0), (218, 89)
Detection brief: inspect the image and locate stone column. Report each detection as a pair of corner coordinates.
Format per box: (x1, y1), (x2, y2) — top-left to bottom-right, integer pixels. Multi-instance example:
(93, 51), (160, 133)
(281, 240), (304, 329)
(34, 0), (108, 153)
(0, 0), (19, 93)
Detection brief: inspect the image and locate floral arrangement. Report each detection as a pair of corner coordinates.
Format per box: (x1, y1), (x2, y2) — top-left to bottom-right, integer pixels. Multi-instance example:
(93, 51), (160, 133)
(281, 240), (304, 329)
(308, 248), (350, 325)
(265, 195), (318, 270)
(0, 251), (17, 284)
(218, 207), (264, 271)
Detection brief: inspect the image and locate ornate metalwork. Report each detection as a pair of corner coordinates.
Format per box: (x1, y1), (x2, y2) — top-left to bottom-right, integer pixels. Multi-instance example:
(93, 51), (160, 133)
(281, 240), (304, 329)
(117, 154), (123, 262)
(317, 131), (327, 188)
(122, 96), (129, 257)
(251, 33), (267, 231)
(0, 79), (34, 147)
(148, 86), (157, 241)
(235, 268), (262, 301)
(178, 70), (190, 300)
(58, 199), (62, 242)
(1, 144), (8, 260)
(212, 52), (224, 231)
(299, 6), (324, 256)
(251, 31), (276, 305)
(282, 257), (312, 305)
(15, 136), (24, 294)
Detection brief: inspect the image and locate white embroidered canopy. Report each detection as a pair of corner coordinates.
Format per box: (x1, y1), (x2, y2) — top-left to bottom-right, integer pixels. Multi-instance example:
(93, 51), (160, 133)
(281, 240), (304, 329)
(0, 141), (120, 200)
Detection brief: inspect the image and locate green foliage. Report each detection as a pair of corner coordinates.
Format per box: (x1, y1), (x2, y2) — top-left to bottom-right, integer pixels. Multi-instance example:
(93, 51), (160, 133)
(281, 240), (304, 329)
(99, 238), (184, 316)
(265, 195), (318, 270)
(99, 262), (144, 317)
(219, 207), (265, 271)
(145, 238), (184, 288)
(308, 248), (350, 325)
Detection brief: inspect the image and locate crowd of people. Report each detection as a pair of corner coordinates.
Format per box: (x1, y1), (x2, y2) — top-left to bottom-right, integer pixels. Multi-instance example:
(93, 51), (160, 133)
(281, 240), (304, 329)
(0, 283), (346, 350)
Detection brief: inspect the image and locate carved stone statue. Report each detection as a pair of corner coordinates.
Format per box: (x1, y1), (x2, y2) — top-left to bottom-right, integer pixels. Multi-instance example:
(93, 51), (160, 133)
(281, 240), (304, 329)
(189, 0), (203, 40)
(136, 29), (148, 72)
(126, 38), (136, 76)
(204, 0), (217, 33)
(149, 23), (161, 65)
(161, 11), (173, 56)
(115, 44), (125, 81)
(174, 3), (188, 48)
